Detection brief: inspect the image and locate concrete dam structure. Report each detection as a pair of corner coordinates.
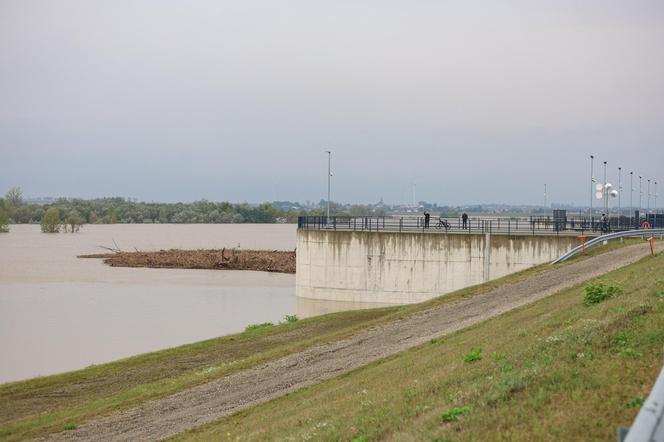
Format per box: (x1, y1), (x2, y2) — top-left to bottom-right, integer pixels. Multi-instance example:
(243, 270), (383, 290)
(296, 229), (579, 304)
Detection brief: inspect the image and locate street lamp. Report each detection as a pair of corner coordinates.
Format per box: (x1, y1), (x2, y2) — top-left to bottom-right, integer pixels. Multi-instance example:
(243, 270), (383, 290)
(647, 179), (651, 212)
(618, 167), (622, 213)
(630, 171), (633, 209)
(655, 181), (658, 212)
(590, 155), (595, 220)
(325, 150), (331, 220)
(603, 161), (607, 212)
(639, 175), (643, 212)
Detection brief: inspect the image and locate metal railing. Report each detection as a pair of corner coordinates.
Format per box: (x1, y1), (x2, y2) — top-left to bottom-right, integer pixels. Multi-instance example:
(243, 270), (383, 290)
(298, 215), (663, 237)
(551, 228), (664, 263)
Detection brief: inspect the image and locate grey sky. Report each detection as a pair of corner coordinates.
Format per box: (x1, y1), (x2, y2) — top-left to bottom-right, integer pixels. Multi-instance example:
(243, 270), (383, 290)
(1, 0), (663, 206)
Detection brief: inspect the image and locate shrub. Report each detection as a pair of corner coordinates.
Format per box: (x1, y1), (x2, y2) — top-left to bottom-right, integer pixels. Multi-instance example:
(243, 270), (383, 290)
(626, 398), (645, 408)
(583, 281), (622, 306)
(244, 322), (273, 332)
(41, 208), (61, 233)
(0, 207), (9, 232)
(284, 314), (299, 323)
(441, 405), (472, 422)
(64, 423), (76, 431)
(463, 348), (482, 363)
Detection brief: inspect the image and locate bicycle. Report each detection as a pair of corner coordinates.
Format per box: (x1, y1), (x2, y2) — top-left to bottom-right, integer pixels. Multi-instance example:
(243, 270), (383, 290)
(435, 217), (451, 232)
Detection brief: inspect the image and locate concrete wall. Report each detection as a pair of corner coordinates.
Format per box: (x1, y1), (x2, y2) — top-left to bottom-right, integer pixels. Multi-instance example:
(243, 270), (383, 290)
(296, 229), (579, 304)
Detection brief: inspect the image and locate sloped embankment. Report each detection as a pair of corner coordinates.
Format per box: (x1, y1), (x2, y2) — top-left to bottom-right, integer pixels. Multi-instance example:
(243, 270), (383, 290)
(79, 249), (295, 273)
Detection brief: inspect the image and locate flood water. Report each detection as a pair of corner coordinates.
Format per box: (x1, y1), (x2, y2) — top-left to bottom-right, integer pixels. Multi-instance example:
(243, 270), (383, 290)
(0, 224), (389, 384)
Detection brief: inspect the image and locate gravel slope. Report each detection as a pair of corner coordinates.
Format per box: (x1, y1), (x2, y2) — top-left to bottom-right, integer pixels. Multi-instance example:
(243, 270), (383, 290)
(43, 242), (662, 441)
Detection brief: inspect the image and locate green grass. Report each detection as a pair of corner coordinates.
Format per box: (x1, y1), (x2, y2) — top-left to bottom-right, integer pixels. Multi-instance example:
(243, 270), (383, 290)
(0, 237), (643, 441)
(176, 251), (664, 441)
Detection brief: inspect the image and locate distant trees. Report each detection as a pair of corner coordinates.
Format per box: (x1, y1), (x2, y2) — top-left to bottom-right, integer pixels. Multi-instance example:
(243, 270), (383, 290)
(4, 187), (23, 222)
(41, 208), (61, 233)
(1, 193), (308, 225)
(0, 207), (9, 232)
(63, 210), (85, 233)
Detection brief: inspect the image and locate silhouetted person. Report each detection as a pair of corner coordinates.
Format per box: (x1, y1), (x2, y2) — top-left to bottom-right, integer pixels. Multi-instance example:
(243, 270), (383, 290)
(462, 212), (469, 229)
(600, 213), (608, 233)
(424, 211), (430, 228)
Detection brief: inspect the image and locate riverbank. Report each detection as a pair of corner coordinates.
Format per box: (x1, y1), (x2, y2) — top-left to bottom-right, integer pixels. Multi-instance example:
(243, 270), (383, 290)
(79, 249), (296, 273)
(181, 248), (664, 441)
(0, 239), (655, 441)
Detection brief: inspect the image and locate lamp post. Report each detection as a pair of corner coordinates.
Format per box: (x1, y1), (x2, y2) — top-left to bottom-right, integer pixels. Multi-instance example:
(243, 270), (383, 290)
(630, 172), (633, 209)
(590, 155), (594, 221)
(325, 150), (331, 220)
(639, 175), (643, 212)
(618, 167), (622, 213)
(655, 181), (658, 213)
(544, 183), (547, 208)
(630, 171), (634, 227)
(647, 179), (651, 213)
(603, 161), (608, 213)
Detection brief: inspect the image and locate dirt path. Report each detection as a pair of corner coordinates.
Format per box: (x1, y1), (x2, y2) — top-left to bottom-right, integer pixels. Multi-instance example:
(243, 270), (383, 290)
(44, 242), (662, 441)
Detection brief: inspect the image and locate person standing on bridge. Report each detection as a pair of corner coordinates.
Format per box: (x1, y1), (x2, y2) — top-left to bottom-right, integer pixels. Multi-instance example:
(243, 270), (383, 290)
(424, 211), (430, 228)
(462, 212), (469, 229)
(600, 213), (608, 233)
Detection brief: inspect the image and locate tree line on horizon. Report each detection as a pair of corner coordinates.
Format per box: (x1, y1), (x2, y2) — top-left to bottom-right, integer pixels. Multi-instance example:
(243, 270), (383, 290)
(0, 187), (387, 231)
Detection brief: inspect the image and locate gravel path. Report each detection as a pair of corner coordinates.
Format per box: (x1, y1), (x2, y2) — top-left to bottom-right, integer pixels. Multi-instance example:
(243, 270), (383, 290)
(43, 242), (661, 441)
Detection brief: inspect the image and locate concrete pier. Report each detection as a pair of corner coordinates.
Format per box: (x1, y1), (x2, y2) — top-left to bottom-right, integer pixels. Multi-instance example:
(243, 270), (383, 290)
(296, 229), (578, 304)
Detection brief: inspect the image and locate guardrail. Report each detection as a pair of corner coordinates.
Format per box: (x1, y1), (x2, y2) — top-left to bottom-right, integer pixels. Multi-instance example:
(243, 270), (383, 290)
(622, 364), (664, 441)
(298, 215), (658, 237)
(551, 228), (664, 264)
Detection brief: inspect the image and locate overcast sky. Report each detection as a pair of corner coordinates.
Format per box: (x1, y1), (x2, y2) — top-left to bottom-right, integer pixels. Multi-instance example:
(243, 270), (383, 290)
(1, 0), (663, 206)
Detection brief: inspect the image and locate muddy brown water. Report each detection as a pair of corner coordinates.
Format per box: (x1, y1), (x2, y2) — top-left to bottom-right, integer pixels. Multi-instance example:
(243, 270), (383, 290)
(0, 224), (391, 384)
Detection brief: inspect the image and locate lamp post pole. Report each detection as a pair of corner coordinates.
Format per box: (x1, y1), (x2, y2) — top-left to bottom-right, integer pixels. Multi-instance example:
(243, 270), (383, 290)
(325, 150), (331, 221)
(647, 179), (651, 213)
(603, 161), (608, 213)
(639, 176), (643, 212)
(618, 167), (622, 213)
(630, 171), (634, 228)
(590, 155), (594, 222)
(630, 172), (633, 209)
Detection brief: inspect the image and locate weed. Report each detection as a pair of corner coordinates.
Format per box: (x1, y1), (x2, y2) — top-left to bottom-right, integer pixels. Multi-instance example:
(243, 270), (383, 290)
(284, 315), (299, 323)
(626, 398), (645, 408)
(463, 348), (482, 363)
(517, 330), (528, 337)
(655, 291), (664, 299)
(583, 281), (622, 305)
(244, 322), (273, 332)
(63, 423), (76, 431)
(615, 333), (635, 346)
(430, 337), (444, 345)
(441, 405), (472, 422)
(620, 348), (643, 358)
(492, 352), (507, 361)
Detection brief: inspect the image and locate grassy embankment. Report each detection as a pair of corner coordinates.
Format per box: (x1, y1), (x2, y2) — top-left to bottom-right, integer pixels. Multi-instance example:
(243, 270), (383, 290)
(178, 249), (664, 441)
(0, 239), (645, 440)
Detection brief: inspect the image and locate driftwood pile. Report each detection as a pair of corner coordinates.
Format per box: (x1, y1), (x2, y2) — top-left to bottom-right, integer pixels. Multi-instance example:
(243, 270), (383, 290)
(79, 249), (296, 274)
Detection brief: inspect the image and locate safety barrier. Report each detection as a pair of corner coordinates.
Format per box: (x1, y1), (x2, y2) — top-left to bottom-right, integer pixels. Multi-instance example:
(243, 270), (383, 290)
(551, 228), (664, 264)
